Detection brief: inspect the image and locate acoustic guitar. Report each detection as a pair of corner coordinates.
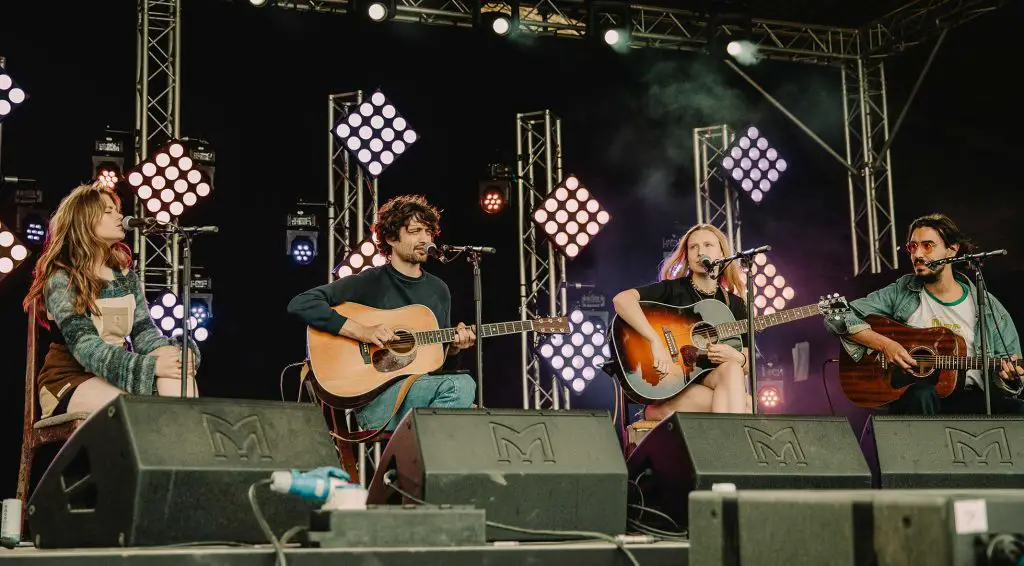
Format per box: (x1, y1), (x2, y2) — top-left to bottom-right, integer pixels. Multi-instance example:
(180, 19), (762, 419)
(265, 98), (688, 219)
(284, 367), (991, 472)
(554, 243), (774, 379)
(610, 294), (850, 404)
(306, 302), (569, 408)
(837, 314), (1024, 408)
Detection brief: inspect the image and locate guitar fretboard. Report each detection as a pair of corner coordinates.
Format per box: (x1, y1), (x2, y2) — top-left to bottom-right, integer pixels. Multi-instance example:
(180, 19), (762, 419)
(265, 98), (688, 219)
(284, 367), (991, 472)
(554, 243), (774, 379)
(921, 356), (1024, 372)
(716, 304), (823, 339)
(414, 320), (536, 345)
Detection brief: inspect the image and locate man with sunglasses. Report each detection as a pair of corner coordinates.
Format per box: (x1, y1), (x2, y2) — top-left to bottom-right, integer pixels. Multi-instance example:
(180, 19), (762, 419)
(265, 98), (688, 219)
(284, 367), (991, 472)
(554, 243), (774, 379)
(826, 213), (1023, 414)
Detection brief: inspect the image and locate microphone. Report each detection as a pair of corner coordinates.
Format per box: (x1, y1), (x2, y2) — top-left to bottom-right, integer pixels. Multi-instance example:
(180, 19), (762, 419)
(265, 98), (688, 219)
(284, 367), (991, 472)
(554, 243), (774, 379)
(424, 242), (443, 259)
(926, 249), (1007, 269)
(441, 244), (497, 254)
(122, 216), (156, 230)
(700, 255), (715, 272)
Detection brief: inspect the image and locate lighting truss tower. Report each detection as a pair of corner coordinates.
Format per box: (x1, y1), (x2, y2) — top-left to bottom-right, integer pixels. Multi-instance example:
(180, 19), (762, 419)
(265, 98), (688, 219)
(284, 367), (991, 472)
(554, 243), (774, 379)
(842, 59), (898, 276)
(328, 91), (379, 283)
(693, 125), (741, 252)
(516, 110), (570, 411)
(135, 0), (182, 291)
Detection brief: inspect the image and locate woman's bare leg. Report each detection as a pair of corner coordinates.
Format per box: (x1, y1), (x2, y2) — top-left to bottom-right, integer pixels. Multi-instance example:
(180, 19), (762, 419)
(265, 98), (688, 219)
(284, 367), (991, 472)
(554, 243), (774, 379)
(65, 377), (125, 415)
(702, 361), (749, 413)
(156, 377), (199, 398)
(645, 383), (714, 421)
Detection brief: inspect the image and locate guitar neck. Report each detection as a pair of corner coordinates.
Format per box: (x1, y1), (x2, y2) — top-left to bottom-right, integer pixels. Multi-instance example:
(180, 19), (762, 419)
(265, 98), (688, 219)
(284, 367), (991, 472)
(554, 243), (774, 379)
(414, 320), (536, 345)
(924, 356), (1024, 372)
(716, 304), (824, 339)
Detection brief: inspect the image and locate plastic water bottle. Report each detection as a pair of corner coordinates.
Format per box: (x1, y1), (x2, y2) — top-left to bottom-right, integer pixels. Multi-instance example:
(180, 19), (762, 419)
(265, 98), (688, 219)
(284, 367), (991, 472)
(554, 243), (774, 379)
(1, 499), (21, 549)
(270, 467), (368, 510)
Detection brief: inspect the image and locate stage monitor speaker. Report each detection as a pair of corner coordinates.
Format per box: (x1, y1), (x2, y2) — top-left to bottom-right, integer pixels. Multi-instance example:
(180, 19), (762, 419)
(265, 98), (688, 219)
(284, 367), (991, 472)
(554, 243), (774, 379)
(365, 408), (627, 541)
(628, 413), (872, 526)
(690, 488), (1024, 566)
(28, 395), (339, 548)
(866, 415), (1024, 489)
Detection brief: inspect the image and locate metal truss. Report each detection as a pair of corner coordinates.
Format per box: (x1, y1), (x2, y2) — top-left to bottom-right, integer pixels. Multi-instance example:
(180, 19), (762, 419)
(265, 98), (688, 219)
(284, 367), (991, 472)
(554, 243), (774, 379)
(327, 91), (379, 282)
(865, 0), (1005, 56)
(516, 110), (570, 411)
(693, 125), (741, 253)
(842, 59), (899, 276)
(135, 0), (181, 292)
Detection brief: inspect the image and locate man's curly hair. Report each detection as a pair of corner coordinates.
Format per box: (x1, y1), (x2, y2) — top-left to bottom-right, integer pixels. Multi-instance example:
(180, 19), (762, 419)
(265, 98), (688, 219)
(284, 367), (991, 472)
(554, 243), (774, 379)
(373, 194), (441, 257)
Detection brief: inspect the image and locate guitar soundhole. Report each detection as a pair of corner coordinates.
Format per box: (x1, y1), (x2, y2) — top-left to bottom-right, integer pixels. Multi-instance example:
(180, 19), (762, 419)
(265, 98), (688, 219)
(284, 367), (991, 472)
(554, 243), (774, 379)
(906, 346), (935, 378)
(691, 322), (717, 350)
(389, 329), (416, 355)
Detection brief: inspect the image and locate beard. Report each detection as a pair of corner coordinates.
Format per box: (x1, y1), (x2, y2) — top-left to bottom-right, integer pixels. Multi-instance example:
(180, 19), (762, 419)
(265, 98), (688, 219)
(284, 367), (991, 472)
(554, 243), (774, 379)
(914, 261), (942, 283)
(396, 246), (426, 264)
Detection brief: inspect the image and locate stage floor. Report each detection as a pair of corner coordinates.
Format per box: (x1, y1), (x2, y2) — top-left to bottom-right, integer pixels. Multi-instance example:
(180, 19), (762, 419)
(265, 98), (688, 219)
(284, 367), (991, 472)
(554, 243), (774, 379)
(2, 540), (689, 565)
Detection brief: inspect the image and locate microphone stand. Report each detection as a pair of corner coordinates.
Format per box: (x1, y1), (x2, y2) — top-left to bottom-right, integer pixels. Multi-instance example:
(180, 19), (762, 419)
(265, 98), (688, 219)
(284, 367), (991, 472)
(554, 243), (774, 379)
(928, 249), (1006, 416)
(149, 222), (218, 398)
(715, 245), (770, 415)
(468, 250), (485, 408)
(742, 255), (758, 415)
(972, 258), (993, 416)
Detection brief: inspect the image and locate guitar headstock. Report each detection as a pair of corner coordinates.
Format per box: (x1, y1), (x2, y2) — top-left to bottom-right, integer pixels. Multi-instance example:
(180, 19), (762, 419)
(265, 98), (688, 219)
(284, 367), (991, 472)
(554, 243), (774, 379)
(533, 316), (571, 334)
(818, 293), (851, 320)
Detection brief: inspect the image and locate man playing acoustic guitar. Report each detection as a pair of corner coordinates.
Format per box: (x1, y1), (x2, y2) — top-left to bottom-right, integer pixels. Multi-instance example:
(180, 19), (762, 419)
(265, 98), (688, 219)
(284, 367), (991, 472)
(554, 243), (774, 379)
(288, 194), (477, 432)
(826, 213), (1023, 414)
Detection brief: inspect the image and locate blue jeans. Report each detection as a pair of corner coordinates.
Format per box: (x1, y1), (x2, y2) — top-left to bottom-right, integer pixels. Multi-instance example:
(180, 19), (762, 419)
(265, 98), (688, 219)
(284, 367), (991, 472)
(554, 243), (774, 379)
(355, 373), (476, 432)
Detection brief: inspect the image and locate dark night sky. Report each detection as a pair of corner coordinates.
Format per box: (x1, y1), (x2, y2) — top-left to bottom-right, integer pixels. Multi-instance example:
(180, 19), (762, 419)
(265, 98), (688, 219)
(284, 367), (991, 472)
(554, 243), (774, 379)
(1, 0), (1020, 493)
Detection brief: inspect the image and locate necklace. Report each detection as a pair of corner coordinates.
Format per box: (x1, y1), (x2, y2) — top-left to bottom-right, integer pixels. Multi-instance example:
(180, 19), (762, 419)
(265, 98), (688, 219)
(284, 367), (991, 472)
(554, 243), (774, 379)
(691, 276), (717, 297)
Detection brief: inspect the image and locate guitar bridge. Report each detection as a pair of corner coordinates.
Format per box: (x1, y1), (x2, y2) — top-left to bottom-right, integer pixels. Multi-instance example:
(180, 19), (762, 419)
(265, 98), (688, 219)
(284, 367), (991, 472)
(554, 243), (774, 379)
(359, 342), (372, 365)
(662, 326), (679, 363)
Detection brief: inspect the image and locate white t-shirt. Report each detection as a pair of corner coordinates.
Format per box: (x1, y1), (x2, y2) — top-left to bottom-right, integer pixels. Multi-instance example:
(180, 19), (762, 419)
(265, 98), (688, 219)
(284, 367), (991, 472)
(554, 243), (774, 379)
(905, 282), (980, 388)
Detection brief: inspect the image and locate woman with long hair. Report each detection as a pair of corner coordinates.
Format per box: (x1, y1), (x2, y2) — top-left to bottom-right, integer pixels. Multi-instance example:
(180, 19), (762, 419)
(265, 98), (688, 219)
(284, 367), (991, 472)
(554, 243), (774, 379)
(613, 224), (752, 420)
(23, 182), (199, 419)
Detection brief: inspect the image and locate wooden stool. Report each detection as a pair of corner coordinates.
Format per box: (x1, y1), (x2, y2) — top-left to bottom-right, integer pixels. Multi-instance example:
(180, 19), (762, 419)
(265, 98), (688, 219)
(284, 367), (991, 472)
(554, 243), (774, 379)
(625, 419), (661, 458)
(17, 305), (88, 533)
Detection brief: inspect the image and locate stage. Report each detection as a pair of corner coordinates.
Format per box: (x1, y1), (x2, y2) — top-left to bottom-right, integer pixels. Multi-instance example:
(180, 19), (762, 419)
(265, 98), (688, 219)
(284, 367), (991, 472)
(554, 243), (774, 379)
(2, 540), (688, 565)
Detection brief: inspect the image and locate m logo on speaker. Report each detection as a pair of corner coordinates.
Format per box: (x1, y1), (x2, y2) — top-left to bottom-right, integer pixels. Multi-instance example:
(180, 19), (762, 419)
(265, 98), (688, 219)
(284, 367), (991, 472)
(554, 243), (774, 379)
(946, 427), (1012, 466)
(745, 426), (807, 467)
(202, 413), (273, 461)
(490, 422), (556, 464)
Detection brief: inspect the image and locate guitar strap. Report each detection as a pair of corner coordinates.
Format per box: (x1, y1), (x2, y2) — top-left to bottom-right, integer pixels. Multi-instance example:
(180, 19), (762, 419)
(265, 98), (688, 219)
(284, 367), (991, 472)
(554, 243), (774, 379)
(299, 346), (453, 444)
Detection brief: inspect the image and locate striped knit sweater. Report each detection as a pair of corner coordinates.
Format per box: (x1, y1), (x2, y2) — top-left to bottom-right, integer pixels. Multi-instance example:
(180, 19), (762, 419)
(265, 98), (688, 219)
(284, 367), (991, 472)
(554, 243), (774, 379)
(43, 268), (200, 395)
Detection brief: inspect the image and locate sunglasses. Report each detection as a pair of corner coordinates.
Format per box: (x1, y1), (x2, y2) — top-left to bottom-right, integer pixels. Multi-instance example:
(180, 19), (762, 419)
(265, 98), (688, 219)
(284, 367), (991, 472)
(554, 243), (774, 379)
(905, 241), (938, 254)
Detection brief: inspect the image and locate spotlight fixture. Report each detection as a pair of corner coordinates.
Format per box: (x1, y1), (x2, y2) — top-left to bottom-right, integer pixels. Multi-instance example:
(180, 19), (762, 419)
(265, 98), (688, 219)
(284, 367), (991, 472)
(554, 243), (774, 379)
(721, 125), (787, 203)
(587, 1), (631, 48)
(331, 90), (417, 177)
(0, 217), (30, 282)
(740, 252), (795, 315)
(757, 379), (785, 410)
(475, 1), (517, 36)
(335, 233), (387, 279)
(125, 138), (215, 224)
(17, 207), (47, 246)
(363, 0), (396, 21)
(537, 308), (612, 394)
(149, 290), (210, 342)
(0, 67), (27, 122)
(479, 163), (511, 215)
(93, 129), (129, 189)
(531, 174), (610, 259)
(286, 210), (319, 265)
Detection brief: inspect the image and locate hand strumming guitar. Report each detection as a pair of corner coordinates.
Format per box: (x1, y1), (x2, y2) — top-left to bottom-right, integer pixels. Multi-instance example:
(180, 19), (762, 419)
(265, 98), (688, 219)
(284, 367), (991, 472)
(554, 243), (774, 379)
(649, 340), (673, 376)
(340, 319), (398, 347)
(881, 338), (917, 371)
